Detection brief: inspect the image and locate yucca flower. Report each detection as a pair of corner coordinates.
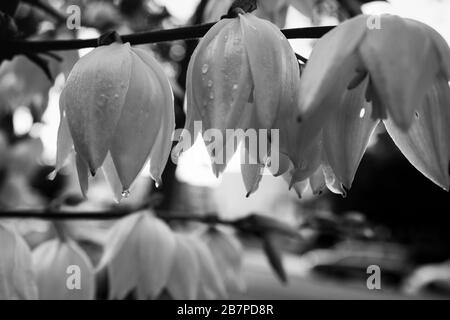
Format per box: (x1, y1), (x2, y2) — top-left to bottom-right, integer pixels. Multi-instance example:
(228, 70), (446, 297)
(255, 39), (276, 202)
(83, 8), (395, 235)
(295, 14), (450, 191)
(32, 238), (95, 300)
(55, 42), (174, 201)
(97, 211), (176, 300)
(173, 12), (300, 195)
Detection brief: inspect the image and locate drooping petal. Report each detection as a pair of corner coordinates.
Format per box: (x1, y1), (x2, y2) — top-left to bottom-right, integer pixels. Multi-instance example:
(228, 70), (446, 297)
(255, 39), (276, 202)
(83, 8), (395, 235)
(136, 214), (176, 299)
(298, 15), (367, 116)
(359, 15), (440, 130)
(186, 236), (227, 300)
(309, 166), (326, 195)
(101, 153), (123, 202)
(384, 77), (450, 190)
(62, 43), (132, 172)
(289, 134), (322, 185)
(322, 162), (347, 196)
(75, 152), (89, 197)
(101, 213), (141, 299)
(240, 14), (286, 129)
(133, 48), (175, 187)
(166, 233), (200, 300)
(323, 78), (379, 189)
(110, 50), (163, 190)
(240, 140), (265, 197)
(201, 228), (246, 292)
(55, 102), (73, 173)
(0, 224), (37, 300)
(411, 19), (450, 80)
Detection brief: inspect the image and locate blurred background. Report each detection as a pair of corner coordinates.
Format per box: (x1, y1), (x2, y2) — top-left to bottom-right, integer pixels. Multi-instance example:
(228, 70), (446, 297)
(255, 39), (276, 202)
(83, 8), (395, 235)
(1, 0), (450, 299)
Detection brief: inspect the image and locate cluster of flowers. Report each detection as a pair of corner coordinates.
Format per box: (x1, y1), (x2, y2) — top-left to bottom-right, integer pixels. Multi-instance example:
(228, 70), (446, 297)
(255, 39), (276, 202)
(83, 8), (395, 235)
(0, 214), (244, 299)
(56, 12), (450, 201)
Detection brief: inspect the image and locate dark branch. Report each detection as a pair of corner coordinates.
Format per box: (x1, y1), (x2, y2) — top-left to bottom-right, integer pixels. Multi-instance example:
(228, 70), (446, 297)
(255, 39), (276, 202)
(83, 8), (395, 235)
(4, 23), (334, 54)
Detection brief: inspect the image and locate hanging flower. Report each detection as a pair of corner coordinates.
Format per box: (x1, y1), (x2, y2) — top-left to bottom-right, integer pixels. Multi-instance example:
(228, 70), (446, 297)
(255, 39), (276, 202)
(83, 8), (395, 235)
(97, 211), (176, 300)
(295, 14), (450, 191)
(56, 42), (174, 201)
(173, 12), (300, 196)
(32, 237), (95, 300)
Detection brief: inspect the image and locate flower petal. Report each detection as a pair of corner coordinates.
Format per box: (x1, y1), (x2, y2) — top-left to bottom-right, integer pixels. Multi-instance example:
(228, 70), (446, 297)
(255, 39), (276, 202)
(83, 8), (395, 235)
(410, 19), (450, 80)
(240, 14), (286, 129)
(166, 234), (200, 300)
(101, 153), (123, 202)
(136, 214), (176, 299)
(55, 102), (73, 173)
(186, 236), (227, 300)
(323, 78), (379, 189)
(298, 15), (367, 116)
(240, 140), (264, 197)
(384, 77), (450, 190)
(359, 15), (440, 130)
(202, 228), (246, 292)
(75, 152), (89, 197)
(110, 50), (163, 190)
(133, 48), (175, 187)
(62, 43), (132, 172)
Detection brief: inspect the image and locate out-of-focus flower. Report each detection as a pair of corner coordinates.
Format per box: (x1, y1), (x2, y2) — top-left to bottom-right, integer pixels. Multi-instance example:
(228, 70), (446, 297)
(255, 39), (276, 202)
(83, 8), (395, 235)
(184, 235), (227, 300)
(201, 227), (246, 292)
(97, 211), (176, 300)
(296, 14), (450, 191)
(32, 237), (95, 300)
(166, 233), (200, 300)
(174, 13), (300, 195)
(0, 223), (37, 300)
(56, 42), (174, 201)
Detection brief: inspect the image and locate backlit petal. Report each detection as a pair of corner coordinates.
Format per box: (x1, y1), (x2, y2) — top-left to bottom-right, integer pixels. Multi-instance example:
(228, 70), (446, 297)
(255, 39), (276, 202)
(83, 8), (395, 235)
(384, 77), (450, 190)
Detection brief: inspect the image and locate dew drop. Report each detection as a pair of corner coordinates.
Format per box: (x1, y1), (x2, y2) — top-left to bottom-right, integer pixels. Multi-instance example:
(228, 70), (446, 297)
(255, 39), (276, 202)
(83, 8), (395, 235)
(121, 189), (130, 198)
(202, 64), (209, 74)
(359, 107), (366, 118)
(209, 92), (214, 99)
(232, 84), (238, 90)
(207, 80), (213, 87)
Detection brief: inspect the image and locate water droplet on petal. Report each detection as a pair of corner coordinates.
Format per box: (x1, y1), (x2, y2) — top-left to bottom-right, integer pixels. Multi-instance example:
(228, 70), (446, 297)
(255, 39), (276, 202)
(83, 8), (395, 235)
(121, 189), (130, 198)
(202, 64), (209, 74)
(359, 108), (366, 118)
